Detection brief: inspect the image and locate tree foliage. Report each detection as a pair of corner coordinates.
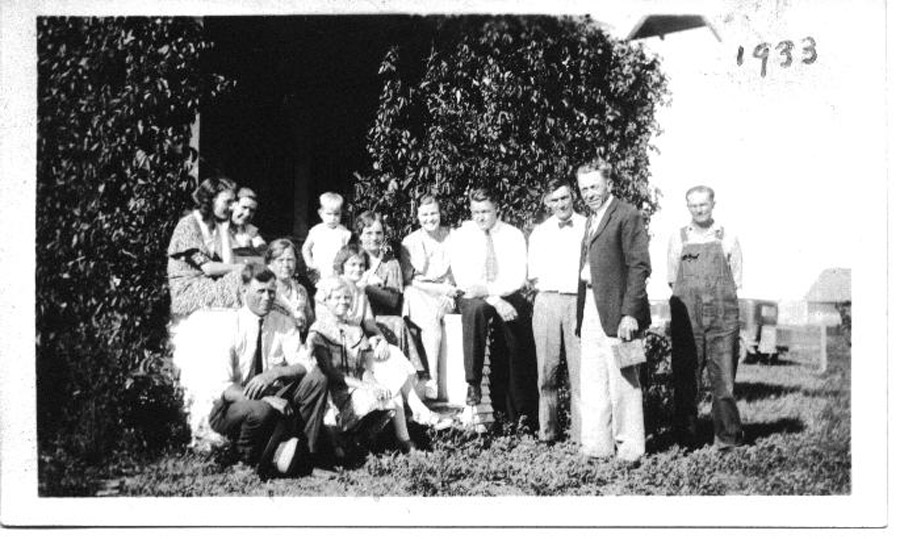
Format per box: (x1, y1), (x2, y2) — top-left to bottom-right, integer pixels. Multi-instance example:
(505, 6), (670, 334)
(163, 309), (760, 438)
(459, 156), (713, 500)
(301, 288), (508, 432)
(352, 15), (669, 239)
(36, 17), (232, 475)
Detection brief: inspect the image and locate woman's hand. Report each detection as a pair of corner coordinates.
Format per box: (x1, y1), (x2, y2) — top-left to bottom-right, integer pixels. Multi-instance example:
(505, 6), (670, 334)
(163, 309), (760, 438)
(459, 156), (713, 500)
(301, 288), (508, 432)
(371, 336), (390, 361)
(437, 294), (456, 313)
(368, 382), (391, 402)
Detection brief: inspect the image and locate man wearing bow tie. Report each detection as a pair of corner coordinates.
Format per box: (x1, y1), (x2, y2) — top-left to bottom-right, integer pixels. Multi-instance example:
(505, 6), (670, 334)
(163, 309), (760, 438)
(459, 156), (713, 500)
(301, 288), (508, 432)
(575, 159), (651, 464)
(527, 179), (587, 443)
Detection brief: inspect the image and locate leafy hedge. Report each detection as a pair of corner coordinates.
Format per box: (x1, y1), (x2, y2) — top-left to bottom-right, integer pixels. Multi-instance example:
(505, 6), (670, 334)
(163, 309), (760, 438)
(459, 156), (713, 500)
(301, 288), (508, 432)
(36, 17), (231, 491)
(352, 15), (669, 238)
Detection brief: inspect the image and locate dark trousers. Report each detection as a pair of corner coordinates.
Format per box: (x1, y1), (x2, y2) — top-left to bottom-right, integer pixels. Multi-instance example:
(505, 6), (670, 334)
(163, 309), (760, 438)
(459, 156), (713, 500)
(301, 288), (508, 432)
(209, 366), (329, 464)
(458, 293), (538, 427)
(670, 296), (742, 447)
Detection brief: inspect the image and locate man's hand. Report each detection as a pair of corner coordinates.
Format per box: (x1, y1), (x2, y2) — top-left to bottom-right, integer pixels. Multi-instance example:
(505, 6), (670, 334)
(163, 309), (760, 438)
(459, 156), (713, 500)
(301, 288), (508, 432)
(493, 298), (518, 322)
(261, 396), (293, 416)
(617, 315), (639, 341)
(243, 371), (277, 400)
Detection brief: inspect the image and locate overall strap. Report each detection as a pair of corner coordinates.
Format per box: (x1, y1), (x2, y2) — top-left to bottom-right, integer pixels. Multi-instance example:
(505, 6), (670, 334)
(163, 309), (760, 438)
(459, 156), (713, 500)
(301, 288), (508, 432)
(715, 226), (724, 241)
(680, 226), (689, 243)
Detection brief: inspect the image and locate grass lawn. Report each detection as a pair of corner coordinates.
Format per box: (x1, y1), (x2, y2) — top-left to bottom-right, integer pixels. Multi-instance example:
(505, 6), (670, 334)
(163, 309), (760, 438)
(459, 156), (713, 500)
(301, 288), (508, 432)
(93, 337), (850, 497)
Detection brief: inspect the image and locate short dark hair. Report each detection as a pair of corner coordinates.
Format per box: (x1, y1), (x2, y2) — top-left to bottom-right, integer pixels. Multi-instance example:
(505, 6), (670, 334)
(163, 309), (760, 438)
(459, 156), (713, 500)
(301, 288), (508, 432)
(575, 158), (613, 179)
(333, 243), (370, 276)
(468, 187), (498, 206)
(685, 185), (716, 201)
(241, 262), (276, 285)
(192, 175), (236, 222)
(264, 238), (298, 264)
(546, 178), (574, 196)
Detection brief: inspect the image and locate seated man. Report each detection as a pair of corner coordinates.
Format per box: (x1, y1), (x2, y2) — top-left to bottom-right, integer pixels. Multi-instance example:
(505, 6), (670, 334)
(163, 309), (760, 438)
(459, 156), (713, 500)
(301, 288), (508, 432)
(449, 187), (538, 428)
(209, 262), (328, 478)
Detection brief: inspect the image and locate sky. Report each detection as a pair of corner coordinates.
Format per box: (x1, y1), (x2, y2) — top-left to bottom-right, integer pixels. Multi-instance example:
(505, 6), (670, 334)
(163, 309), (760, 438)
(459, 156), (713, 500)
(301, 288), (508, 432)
(594, 0), (885, 301)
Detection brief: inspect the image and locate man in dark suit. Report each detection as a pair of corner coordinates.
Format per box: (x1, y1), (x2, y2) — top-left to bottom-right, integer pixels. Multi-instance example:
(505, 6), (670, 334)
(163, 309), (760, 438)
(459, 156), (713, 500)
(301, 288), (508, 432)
(574, 159), (651, 464)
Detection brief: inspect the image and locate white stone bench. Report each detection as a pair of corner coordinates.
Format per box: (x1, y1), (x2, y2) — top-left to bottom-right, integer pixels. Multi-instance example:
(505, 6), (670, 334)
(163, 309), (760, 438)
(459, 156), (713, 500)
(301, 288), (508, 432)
(169, 308), (236, 450)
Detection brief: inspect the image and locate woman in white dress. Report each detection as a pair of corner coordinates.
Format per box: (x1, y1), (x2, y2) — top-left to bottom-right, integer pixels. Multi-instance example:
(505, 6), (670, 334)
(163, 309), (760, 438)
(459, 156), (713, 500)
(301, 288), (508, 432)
(399, 194), (458, 399)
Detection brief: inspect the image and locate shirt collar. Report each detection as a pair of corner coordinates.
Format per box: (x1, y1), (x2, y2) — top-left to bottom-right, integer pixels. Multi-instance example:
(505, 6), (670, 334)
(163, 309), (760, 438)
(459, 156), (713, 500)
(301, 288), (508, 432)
(239, 305), (266, 326)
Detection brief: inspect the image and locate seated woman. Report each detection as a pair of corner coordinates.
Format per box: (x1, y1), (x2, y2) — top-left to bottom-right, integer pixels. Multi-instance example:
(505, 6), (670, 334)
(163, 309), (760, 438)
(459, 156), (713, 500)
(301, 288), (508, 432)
(167, 176), (246, 319)
(229, 186), (267, 256)
(352, 211), (426, 374)
(308, 277), (451, 454)
(265, 238), (314, 335)
(399, 194), (458, 400)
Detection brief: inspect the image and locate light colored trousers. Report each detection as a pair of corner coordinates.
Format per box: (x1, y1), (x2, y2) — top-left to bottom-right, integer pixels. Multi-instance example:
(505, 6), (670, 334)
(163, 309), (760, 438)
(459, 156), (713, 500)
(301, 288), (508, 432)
(532, 291), (581, 442)
(579, 297), (645, 462)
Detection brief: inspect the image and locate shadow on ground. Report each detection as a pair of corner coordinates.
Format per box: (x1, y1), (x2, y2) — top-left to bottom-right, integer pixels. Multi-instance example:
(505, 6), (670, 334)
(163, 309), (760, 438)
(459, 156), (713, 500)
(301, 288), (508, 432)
(734, 381), (843, 403)
(645, 415), (805, 454)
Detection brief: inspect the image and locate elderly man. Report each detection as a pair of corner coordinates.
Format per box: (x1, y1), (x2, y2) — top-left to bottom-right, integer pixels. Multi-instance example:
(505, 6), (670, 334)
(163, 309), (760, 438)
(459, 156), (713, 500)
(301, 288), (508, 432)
(528, 178), (587, 443)
(450, 187), (538, 428)
(575, 159), (651, 464)
(209, 262), (328, 478)
(668, 185), (743, 450)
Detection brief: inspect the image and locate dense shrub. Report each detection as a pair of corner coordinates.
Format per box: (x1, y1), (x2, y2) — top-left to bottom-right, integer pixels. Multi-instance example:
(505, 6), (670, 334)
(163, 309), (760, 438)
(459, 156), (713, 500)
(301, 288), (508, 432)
(352, 15), (669, 238)
(36, 17), (232, 491)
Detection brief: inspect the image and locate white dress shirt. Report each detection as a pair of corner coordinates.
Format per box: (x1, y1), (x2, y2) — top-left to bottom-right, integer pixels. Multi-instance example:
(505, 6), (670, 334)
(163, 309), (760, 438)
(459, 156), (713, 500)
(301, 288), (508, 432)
(667, 222), (742, 290)
(528, 212), (587, 294)
(580, 195), (614, 283)
(450, 219), (527, 298)
(221, 306), (312, 395)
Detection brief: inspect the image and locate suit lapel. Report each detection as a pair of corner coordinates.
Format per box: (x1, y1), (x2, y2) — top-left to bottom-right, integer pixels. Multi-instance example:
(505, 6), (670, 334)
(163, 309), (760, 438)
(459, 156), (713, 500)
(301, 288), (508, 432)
(589, 197), (617, 246)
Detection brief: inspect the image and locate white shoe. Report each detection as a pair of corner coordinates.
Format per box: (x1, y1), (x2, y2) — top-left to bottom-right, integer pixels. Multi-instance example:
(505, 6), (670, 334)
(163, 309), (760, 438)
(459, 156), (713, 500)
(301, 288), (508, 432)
(414, 411), (453, 431)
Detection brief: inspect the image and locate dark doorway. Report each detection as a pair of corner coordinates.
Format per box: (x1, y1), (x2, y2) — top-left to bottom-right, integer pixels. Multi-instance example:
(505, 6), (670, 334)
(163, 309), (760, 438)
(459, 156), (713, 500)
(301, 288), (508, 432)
(200, 15), (436, 241)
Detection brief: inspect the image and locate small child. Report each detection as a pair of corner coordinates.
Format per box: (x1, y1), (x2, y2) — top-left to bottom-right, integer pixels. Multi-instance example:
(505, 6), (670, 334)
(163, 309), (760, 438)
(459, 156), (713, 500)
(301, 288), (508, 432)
(230, 187), (266, 252)
(301, 192), (351, 283)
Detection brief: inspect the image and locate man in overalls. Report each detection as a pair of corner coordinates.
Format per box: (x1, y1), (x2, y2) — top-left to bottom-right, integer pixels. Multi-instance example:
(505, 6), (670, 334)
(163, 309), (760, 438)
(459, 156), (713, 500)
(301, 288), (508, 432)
(667, 185), (743, 450)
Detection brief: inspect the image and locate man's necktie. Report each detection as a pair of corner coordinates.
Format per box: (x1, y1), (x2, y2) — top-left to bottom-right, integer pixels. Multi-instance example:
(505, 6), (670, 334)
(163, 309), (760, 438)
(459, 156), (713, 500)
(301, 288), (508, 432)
(251, 317), (264, 379)
(483, 230), (498, 283)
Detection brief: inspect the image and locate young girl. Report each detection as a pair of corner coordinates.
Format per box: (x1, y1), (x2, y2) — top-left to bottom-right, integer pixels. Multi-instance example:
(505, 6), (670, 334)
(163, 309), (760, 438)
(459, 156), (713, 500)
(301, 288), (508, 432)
(308, 276), (451, 454)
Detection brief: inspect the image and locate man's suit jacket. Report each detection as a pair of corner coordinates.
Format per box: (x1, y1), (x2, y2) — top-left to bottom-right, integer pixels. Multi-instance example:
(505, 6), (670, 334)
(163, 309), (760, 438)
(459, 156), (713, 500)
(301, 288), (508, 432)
(575, 197), (652, 337)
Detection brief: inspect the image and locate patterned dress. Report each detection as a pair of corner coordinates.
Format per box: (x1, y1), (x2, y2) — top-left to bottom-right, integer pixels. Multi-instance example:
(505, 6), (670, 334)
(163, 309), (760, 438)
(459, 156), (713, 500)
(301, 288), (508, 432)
(273, 278), (314, 334)
(167, 211), (243, 318)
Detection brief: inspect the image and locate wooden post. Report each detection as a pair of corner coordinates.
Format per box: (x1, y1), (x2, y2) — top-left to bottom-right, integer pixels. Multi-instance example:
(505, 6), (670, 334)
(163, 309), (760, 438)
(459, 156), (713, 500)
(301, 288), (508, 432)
(818, 323), (828, 373)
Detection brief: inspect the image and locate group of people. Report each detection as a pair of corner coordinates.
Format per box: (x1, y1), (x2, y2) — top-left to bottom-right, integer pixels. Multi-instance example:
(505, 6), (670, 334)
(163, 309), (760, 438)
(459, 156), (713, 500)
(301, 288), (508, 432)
(167, 157), (744, 478)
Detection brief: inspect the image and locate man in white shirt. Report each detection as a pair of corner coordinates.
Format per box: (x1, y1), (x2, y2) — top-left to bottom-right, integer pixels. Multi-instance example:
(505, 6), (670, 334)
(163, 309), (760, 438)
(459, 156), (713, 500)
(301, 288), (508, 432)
(527, 179), (587, 443)
(667, 185), (743, 450)
(449, 188), (538, 428)
(208, 263), (328, 478)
